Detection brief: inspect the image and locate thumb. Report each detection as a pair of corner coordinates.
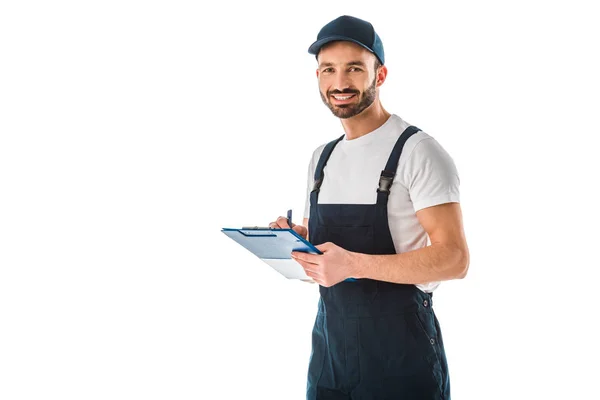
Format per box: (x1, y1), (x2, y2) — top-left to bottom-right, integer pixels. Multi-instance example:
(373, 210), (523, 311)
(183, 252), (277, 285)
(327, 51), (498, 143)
(293, 224), (307, 234)
(315, 242), (333, 252)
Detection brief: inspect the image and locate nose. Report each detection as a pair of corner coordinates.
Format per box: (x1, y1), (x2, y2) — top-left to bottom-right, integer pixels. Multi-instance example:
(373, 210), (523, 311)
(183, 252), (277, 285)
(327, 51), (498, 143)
(332, 71), (352, 92)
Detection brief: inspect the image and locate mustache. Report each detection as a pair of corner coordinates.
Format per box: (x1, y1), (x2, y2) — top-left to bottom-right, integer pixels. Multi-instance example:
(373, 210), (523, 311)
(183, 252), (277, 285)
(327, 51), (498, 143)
(328, 89), (359, 96)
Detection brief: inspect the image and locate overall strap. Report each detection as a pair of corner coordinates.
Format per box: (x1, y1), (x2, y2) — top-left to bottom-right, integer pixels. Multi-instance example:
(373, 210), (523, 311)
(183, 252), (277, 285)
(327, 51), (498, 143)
(312, 134), (345, 192)
(377, 125), (421, 201)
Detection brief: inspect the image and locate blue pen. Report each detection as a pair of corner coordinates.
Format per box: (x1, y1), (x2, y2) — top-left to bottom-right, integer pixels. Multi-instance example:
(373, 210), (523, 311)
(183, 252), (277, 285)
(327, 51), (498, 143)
(287, 209), (293, 228)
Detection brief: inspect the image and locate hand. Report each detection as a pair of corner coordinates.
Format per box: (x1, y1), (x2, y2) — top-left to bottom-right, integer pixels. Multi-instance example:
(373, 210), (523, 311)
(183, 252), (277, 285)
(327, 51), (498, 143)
(291, 242), (359, 287)
(268, 216), (308, 240)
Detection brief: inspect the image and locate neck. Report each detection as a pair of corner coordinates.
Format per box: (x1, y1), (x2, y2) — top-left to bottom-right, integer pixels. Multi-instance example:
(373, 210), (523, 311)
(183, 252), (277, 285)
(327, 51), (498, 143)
(340, 99), (391, 140)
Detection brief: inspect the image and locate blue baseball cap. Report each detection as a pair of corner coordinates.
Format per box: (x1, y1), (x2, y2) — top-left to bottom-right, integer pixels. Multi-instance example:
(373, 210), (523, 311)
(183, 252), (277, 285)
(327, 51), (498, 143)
(308, 15), (385, 65)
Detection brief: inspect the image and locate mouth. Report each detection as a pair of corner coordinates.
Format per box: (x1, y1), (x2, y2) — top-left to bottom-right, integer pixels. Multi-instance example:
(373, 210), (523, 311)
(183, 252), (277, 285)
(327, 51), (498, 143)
(330, 93), (357, 104)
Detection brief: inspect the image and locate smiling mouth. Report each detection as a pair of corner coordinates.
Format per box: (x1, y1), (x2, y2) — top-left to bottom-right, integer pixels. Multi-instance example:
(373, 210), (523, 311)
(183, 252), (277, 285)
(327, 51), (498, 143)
(331, 94), (357, 102)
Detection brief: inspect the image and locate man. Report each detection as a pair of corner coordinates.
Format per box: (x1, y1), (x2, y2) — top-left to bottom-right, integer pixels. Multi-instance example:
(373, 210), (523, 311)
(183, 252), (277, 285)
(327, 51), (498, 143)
(269, 15), (469, 399)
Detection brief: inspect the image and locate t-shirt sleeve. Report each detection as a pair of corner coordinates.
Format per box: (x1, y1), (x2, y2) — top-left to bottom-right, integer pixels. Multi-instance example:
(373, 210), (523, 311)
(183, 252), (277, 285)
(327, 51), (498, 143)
(303, 150), (317, 220)
(402, 137), (460, 212)
(303, 159), (313, 220)
(303, 145), (325, 220)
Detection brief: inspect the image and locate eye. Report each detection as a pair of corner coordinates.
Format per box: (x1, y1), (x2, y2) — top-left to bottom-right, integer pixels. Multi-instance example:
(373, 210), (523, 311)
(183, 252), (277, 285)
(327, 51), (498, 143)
(349, 67), (363, 72)
(322, 67), (334, 73)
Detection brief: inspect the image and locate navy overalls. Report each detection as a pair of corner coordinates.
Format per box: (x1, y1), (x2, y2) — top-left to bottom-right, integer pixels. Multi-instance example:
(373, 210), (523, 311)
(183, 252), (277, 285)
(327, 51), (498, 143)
(306, 126), (451, 400)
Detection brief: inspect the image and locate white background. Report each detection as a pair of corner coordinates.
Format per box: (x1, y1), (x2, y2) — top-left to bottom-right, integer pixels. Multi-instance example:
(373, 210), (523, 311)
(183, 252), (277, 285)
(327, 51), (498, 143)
(1, 1), (599, 399)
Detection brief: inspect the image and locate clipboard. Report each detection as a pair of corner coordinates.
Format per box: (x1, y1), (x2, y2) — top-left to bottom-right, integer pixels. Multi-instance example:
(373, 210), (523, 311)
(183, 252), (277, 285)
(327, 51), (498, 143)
(221, 227), (322, 280)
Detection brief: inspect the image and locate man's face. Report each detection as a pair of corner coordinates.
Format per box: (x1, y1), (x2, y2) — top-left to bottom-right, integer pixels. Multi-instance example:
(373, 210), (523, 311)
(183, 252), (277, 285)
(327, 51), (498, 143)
(316, 41), (381, 119)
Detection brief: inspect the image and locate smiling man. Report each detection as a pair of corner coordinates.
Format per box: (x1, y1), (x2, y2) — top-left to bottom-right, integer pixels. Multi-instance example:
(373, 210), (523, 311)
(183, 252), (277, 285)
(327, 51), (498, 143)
(318, 56), (379, 119)
(269, 15), (469, 400)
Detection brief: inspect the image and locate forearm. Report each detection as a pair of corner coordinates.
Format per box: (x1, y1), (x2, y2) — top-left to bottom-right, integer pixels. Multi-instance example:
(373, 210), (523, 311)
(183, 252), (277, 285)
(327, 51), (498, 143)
(352, 243), (469, 284)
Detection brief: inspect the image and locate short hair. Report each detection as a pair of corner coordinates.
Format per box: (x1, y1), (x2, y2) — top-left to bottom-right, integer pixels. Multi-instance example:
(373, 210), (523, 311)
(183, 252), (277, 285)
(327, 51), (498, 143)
(373, 58), (382, 72)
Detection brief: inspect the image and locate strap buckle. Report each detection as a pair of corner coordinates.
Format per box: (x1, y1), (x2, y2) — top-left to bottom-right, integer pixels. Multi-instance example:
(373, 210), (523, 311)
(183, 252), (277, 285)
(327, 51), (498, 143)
(312, 178), (323, 192)
(377, 170), (395, 193)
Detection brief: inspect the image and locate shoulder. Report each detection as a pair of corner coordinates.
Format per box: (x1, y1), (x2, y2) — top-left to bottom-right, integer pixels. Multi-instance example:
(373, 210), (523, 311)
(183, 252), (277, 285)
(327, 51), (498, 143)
(398, 126), (456, 171)
(390, 118), (459, 183)
(381, 115), (447, 158)
(394, 126), (461, 211)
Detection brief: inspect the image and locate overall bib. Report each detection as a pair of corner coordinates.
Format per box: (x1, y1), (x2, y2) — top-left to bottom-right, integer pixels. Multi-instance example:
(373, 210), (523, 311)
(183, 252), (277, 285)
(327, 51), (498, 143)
(306, 126), (451, 400)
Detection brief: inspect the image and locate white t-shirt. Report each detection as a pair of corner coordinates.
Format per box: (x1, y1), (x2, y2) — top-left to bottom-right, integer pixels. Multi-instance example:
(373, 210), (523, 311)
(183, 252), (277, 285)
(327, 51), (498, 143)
(303, 114), (461, 293)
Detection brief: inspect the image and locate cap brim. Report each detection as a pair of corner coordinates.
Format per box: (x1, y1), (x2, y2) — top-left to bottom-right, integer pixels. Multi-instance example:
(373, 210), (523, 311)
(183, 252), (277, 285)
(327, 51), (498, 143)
(308, 35), (374, 57)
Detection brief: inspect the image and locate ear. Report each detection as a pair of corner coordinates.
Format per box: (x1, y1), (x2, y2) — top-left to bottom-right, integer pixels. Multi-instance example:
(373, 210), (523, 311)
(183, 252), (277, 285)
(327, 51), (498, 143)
(316, 69), (319, 78)
(376, 65), (388, 87)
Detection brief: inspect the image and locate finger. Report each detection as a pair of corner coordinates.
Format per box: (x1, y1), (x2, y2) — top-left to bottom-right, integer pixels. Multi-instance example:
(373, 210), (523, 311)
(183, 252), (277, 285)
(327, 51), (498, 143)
(294, 259), (323, 277)
(293, 257), (311, 270)
(291, 251), (320, 265)
(308, 274), (324, 286)
(269, 217), (287, 228)
(276, 216), (292, 229)
(315, 242), (333, 252)
(301, 264), (323, 276)
(293, 225), (306, 235)
(304, 269), (322, 283)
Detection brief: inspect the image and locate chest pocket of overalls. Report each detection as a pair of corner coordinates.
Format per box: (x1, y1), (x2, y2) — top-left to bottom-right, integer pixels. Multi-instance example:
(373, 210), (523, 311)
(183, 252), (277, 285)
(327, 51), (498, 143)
(314, 204), (377, 255)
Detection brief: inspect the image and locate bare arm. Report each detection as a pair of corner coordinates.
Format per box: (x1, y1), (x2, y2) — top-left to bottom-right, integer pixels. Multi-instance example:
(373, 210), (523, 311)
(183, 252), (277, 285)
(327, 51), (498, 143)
(303, 218), (309, 241)
(352, 202), (469, 283)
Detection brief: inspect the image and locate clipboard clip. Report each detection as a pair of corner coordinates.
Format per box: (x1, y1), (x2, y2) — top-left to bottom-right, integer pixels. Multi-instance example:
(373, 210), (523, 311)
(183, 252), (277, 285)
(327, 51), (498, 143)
(239, 228), (276, 237)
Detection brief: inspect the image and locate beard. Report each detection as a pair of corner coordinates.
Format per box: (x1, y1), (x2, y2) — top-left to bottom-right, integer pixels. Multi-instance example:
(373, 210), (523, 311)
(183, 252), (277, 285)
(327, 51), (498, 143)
(320, 77), (377, 119)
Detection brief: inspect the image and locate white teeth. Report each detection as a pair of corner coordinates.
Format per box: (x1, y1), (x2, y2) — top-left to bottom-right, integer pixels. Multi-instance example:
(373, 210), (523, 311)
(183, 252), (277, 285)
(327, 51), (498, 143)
(333, 95), (354, 100)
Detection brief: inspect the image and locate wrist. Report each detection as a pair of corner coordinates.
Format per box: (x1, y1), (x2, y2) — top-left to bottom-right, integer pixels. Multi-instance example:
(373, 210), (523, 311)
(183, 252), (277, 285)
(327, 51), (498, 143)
(349, 252), (366, 279)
